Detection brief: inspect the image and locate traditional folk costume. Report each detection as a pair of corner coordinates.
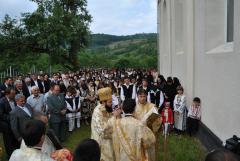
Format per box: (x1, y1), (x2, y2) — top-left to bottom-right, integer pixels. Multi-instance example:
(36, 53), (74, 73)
(79, 88), (91, 123)
(120, 83), (136, 101)
(161, 107), (173, 136)
(108, 115), (156, 161)
(91, 87), (115, 161)
(65, 95), (81, 132)
(149, 86), (164, 108)
(173, 94), (187, 131)
(187, 104), (201, 136)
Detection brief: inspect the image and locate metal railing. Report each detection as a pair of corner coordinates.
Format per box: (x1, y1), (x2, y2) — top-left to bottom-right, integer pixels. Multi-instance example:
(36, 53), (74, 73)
(0, 65), (53, 83)
(0, 66), (21, 83)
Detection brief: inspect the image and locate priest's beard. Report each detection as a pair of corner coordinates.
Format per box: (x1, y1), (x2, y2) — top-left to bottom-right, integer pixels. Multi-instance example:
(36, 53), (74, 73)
(105, 104), (113, 113)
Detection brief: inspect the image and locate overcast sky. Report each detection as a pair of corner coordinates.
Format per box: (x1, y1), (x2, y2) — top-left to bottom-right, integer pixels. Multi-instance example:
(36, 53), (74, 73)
(0, 0), (157, 35)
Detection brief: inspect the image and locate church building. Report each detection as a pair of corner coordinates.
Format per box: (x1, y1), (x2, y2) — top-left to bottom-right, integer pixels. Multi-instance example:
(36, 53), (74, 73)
(157, 0), (240, 150)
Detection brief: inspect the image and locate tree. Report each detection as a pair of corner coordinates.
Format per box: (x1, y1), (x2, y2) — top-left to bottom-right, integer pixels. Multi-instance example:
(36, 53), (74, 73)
(0, 0), (92, 71)
(114, 58), (130, 68)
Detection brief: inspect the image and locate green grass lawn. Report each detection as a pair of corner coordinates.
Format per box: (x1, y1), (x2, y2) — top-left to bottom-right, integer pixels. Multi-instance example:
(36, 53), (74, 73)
(1, 125), (206, 161)
(158, 134), (206, 161)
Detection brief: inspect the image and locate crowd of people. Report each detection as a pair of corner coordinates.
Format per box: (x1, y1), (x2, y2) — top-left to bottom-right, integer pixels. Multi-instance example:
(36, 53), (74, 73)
(0, 68), (239, 161)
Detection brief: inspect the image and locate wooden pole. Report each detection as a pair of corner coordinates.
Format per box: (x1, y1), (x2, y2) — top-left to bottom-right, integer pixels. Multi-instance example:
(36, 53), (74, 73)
(50, 65), (52, 78)
(163, 123), (169, 161)
(0, 73), (2, 83)
(10, 66), (12, 77)
(155, 132), (159, 161)
(163, 134), (168, 161)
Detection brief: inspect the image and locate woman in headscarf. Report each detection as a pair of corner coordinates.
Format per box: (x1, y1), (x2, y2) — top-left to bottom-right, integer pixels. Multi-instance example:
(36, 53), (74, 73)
(157, 75), (167, 91)
(173, 77), (181, 90)
(163, 77), (177, 109)
(79, 83), (91, 125)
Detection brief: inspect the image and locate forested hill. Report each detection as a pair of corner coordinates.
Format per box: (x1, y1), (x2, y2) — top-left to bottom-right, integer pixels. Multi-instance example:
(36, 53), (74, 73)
(78, 33), (158, 68)
(0, 33), (158, 73)
(89, 33), (157, 48)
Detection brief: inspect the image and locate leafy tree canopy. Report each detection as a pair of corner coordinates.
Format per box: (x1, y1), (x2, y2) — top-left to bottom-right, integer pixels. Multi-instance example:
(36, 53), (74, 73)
(0, 0), (92, 71)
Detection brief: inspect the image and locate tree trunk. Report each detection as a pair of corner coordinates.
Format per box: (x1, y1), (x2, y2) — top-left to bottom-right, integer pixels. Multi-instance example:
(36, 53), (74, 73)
(70, 39), (80, 71)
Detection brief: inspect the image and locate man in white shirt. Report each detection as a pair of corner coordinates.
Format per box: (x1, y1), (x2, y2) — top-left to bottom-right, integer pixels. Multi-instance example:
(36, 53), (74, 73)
(9, 119), (54, 161)
(27, 86), (45, 112)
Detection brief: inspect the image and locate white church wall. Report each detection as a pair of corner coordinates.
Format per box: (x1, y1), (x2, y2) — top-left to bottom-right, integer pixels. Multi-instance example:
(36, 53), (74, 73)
(159, 0), (172, 77)
(205, 0), (226, 52)
(174, 0), (184, 53)
(158, 0), (240, 142)
(194, 0), (240, 142)
(172, 0), (194, 107)
(171, 0), (187, 96)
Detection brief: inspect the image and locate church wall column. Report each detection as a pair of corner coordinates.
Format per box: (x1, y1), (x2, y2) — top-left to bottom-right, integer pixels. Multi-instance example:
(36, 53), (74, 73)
(184, 0), (195, 104)
(159, 0), (173, 77)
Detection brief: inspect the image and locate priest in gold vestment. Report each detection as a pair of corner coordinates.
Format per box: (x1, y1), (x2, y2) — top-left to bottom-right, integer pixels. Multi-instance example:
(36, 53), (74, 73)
(134, 89), (162, 132)
(106, 99), (156, 161)
(134, 89), (162, 161)
(91, 87), (115, 161)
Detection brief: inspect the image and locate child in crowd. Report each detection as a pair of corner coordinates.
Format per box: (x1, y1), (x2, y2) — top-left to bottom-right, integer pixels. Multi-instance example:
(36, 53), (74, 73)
(187, 97), (201, 136)
(173, 86), (187, 134)
(161, 102), (173, 136)
(65, 87), (81, 132)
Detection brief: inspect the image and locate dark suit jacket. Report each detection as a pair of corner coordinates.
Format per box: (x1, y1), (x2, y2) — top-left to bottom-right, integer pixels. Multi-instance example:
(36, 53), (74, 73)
(51, 80), (60, 85)
(0, 84), (13, 98)
(44, 79), (51, 93)
(10, 104), (33, 141)
(0, 83), (8, 90)
(15, 87), (30, 99)
(21, 80), (31, 97)
(47, 93), (66, 123)
(0, 97), (15, 123)
(31, 79), (44, 93)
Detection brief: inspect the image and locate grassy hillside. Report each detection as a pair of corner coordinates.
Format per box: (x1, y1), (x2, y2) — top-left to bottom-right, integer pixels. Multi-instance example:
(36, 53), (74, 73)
(89, 33), (157, 48)
(79, 33), (158, 68)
